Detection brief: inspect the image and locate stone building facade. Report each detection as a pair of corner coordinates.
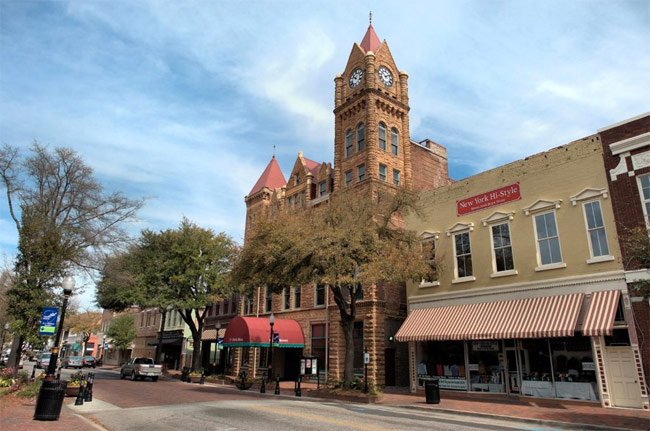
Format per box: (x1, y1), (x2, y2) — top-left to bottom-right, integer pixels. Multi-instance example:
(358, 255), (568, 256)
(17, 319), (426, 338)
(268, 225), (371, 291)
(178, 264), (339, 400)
(235, 24), (450, 387)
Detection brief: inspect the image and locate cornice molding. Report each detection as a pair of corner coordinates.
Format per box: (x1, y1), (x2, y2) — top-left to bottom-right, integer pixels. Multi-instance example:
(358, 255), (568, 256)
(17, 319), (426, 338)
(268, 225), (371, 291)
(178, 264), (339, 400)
(446, 222), (474, 236)
(481, 211), (515, 226)
(569, 188), (608, 206)
(609, 131), (650, 156)
(522, 199), (562, 216)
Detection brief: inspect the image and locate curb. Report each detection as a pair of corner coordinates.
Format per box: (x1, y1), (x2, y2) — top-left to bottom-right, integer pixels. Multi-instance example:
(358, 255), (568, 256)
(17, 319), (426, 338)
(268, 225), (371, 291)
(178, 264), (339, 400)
(192, 380), (643, 431)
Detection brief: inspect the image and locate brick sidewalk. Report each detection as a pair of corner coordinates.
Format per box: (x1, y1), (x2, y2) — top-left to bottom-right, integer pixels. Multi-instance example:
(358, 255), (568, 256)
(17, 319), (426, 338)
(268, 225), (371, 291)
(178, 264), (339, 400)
(0, 396), (98, 431)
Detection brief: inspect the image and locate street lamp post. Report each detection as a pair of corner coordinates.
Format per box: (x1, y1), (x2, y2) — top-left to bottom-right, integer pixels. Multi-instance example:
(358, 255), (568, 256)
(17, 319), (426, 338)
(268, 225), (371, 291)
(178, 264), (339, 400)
(267, 313), (274, 383)
(34, 275), (74, 421)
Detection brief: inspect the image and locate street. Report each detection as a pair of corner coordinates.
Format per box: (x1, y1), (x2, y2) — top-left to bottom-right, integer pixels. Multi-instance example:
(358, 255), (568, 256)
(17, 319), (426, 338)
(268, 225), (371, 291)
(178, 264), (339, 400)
(63, 369), (565, 431)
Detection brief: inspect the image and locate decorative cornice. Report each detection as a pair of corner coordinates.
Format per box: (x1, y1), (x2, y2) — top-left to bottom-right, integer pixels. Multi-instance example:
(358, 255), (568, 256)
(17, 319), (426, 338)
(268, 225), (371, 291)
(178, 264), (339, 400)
(408, 270), (627, 309)
(522, 199), (562, 216)
(481, 211), (515, 226)
(569, 188), (608, 206)
(419, 231), (440, 241)
(446, 222), (474, 236)
(608, 131), (650, 155)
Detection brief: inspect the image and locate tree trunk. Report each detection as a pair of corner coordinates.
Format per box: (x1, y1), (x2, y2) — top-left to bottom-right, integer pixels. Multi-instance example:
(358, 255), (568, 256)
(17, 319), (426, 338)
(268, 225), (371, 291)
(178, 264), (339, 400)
(340, 314), (355, 384)
(155, 310), (167, 364)
(8, 336), (23, 373)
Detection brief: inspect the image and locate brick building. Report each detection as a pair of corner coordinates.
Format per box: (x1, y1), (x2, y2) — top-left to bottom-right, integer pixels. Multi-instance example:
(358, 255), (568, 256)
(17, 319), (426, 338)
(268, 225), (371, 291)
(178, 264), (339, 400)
(597, 112), (650, 402)
(232, 23), (450, 387)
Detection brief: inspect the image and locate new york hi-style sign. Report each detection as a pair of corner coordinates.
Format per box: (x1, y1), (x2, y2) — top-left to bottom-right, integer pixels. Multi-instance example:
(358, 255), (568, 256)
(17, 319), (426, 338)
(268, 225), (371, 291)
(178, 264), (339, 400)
(457, 183), (521, 216)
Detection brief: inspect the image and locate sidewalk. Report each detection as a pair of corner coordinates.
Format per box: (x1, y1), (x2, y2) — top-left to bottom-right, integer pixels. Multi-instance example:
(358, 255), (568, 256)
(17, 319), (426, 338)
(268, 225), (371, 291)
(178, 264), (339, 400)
(0, 395), (98, 431)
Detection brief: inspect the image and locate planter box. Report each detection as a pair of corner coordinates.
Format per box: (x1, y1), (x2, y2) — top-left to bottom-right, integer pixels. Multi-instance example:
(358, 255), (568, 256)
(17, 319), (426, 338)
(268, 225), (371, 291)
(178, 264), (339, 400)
(188, 376), (202, 383)
(65, 385), (81, 397)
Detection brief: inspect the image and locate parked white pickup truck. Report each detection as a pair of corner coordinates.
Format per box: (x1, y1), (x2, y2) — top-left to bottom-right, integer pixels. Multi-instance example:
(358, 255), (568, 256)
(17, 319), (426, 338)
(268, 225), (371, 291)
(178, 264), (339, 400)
(120, 357), (162, 381)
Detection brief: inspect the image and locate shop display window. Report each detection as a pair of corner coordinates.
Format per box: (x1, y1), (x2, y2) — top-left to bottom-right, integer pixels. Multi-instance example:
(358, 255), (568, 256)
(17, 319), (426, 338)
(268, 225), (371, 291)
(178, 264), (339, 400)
(468, 340), (504, 392)
(419, 341), (467, 391)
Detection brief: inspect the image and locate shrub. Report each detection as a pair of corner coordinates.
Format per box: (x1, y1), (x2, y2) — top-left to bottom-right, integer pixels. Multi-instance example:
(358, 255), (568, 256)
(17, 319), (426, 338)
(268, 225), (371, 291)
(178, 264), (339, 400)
(16, 380), (42, 398)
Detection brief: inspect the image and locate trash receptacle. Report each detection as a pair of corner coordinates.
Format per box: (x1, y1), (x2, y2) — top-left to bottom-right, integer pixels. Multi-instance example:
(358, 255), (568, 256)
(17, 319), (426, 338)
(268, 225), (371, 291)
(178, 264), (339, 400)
(424, 379), (440, 404)
(34, 380), (66, 420)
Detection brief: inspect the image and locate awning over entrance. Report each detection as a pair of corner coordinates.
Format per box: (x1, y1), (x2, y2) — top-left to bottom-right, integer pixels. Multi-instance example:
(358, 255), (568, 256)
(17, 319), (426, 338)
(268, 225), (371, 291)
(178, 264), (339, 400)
(395, 293), (584, 342)
(223, 316), (305, 348)
(202, 328), (226, 341)
(582, 290), (620, 336)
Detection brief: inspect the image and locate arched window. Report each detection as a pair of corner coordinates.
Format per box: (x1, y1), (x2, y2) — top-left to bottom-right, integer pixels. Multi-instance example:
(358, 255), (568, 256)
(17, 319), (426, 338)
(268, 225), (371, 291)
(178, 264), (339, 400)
(378, 122), (387, 151)
(345, 129), (354, 157)
(391, 128), (399, 155)
(357, 123), (365, 151)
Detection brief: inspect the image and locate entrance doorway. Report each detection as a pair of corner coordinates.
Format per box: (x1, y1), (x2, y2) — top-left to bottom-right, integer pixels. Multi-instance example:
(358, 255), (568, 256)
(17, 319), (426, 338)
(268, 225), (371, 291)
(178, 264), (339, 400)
(385, 348), (396, 386)
(505, 342), (529, 394)
(605, 347), (642, 408)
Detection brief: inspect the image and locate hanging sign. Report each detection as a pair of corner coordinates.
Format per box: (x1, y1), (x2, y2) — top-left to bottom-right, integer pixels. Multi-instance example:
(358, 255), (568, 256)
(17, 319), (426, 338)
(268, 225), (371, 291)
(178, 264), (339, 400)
(471, 341), (500, 351)
(39, 307), (59, 336)
(457, 183), (521, 216)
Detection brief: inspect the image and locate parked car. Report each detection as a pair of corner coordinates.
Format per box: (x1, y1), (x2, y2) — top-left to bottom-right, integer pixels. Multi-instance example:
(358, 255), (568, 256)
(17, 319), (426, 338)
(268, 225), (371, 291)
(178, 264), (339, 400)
(62, 356), (83, 369)
(120, 357), (162, 381)
(82, 356), (96, 368)
(35, 352), (51, 369)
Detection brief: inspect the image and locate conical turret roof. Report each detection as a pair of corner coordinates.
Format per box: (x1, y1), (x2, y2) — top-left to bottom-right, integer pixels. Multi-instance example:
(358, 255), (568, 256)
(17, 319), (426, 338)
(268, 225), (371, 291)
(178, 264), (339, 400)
(360, 24), (381, 53)
(248, 156), (286, 196)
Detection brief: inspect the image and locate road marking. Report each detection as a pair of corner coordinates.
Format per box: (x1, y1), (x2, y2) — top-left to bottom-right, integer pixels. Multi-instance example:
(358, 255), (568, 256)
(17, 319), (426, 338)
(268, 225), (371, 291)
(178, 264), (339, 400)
(252, 404), (395, 431)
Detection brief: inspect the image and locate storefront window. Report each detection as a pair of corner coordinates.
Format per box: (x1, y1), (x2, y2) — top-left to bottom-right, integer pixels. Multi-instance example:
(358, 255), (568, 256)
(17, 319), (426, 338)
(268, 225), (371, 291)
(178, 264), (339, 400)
(468, 340), (504, 392)
(420, 341), (466, 391)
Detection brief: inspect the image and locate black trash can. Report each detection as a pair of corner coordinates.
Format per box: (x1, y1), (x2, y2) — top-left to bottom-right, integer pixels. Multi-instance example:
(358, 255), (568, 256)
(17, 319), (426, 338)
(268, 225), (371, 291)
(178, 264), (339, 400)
(424, 379), (440, 404)
(34, 380), (66, 420)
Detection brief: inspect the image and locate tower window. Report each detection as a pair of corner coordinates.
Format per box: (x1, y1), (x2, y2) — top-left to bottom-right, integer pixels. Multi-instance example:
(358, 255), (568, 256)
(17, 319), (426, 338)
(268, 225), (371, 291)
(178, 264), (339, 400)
(391, 128), (399, 155)
(378, 122), (387, 151)
(357, 123), (365, 151)
(345, 170), (353, 186)
(319, 181), (327, 197)
(358, 164), (366, 182)
(393, 169), (401, 186)
(379, 164), (387, 182)
(345, 129), (354, 157)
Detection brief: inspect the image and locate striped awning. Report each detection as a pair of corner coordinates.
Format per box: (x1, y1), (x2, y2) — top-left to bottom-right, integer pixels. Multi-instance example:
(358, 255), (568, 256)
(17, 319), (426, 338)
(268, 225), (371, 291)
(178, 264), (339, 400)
(201, 328), (226, 341)
(395, 292), (584, 342)
(582, 290), (620, 336)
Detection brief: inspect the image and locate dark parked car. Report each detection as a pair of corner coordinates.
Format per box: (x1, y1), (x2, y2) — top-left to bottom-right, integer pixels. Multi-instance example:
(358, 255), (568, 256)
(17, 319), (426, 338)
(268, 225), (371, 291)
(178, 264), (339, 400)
(35, 353), (51, 369)
(62, 356), (83, 369)
(83, 356), (96, 368)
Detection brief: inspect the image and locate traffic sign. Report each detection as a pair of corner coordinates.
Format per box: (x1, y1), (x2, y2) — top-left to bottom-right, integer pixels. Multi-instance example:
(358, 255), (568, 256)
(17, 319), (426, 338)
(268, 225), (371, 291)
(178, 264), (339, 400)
(39, 307), (58, 336)
(273, 333), (280, 343)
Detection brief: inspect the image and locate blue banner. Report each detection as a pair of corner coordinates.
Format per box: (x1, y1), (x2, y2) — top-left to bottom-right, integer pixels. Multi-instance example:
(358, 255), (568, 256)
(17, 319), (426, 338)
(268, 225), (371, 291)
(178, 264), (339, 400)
(39, 307), (59, 336)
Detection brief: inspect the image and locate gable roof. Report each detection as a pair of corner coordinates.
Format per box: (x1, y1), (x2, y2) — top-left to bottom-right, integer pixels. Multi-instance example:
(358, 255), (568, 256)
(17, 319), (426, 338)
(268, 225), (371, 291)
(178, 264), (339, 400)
(303, 156), (321, 176)
(248, 156), (286, 196)
(360, 24), (382, 53)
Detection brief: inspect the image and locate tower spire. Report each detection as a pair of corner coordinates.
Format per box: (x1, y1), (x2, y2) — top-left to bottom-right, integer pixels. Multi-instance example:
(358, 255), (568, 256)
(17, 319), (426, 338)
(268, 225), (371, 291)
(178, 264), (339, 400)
(369, 11), (372, 25)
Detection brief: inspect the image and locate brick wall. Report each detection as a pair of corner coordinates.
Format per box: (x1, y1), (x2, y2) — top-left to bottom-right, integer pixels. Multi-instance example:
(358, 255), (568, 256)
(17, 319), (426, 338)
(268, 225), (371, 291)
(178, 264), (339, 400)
(632, 299), (650, 381)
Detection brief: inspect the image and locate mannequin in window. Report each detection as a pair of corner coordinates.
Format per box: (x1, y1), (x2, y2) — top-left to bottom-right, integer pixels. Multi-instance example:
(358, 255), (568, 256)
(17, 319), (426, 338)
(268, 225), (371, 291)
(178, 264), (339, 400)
(417, 360), (427, 376)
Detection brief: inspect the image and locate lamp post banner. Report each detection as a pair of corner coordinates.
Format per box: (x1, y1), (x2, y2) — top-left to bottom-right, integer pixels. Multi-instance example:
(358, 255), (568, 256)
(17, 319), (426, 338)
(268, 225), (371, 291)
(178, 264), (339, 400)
(39, 307), (59, 336)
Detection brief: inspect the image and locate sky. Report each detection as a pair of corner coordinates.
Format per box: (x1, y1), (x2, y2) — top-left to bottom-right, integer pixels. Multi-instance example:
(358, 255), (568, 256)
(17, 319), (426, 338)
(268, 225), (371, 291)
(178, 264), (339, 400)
(1, 0), (649, 309)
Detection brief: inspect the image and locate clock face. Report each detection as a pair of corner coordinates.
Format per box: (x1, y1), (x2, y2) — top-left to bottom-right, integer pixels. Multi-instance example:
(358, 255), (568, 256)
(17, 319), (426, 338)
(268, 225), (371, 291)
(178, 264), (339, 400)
(377, 66), (393, 87)
(349, 68), (363, 88)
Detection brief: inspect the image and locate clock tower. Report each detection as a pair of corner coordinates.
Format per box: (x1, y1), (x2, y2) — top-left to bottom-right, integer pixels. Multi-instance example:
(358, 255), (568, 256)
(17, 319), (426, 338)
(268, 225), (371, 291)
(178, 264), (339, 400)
(333, 23), (412, 194)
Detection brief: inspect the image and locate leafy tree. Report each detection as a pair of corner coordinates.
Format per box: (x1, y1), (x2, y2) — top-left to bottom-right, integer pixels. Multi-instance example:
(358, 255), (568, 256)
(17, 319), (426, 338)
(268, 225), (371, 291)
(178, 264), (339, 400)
(0, 143), (142, 368)
(65, 311), (102, 355)
(231, 189), (432, 384)
(106, 314), (136, 351)
(621, 226), (650, 298)
(98, 218), (238, 370)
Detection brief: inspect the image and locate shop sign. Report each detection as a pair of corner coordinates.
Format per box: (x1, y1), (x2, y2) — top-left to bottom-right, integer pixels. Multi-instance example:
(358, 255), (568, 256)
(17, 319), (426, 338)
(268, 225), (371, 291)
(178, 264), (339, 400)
(300, 359), (306, 375)
(468, 363), (479, 371)
(457, 183), (520, 216)
(582, 362), (595, 371)
(438, 378), (468, 390)
(311, 359), (318, 375)
(472, 341), (500, 351)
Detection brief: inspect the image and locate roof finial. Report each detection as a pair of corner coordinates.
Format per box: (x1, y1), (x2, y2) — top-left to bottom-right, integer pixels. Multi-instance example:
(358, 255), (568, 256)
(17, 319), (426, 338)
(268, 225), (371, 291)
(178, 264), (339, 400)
(273, 144), (276, 157)
(369, 11), (372, 25)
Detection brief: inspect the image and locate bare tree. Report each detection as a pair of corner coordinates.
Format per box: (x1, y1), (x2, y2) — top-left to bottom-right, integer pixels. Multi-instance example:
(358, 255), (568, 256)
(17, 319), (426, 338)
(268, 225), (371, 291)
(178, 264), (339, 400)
(0, 142), (143, 368)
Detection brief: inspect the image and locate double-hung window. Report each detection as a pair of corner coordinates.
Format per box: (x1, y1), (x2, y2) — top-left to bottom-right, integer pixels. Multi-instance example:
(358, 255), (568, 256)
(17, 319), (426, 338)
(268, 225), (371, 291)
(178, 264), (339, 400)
(534, 211), (562, 266)
(454, 232), (473, 279)
(319, 181), (327, 197)
(283, 287), (291, 310)
(638, 174), (650, 226)
(265, 287), (272, 313)
(391, 128), (399, 155)
(379, 164), (387, 181)
(345, 170), (353, 186)
(492, 223), (514, 273)
(293, 286), (301, 309)
(358, 164), (366, 182)
(393, 169), (400, 186)
(357, 123), (365, 151)
(345, 129), (354, 157)
(315, 284), (325, 306)
(584, 201), (609, 258)
(378, 122), (387, 151)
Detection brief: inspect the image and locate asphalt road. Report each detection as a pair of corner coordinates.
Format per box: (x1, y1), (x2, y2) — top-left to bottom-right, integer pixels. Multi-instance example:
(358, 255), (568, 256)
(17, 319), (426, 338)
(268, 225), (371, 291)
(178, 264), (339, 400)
(66, 369), (564, 431)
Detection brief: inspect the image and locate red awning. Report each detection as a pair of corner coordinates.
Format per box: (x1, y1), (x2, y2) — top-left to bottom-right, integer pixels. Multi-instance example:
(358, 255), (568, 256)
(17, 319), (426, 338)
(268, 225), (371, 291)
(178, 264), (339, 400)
(582, 290), (620, 336)
(223, 316), (305, 348)
(395, 293), (584, 342)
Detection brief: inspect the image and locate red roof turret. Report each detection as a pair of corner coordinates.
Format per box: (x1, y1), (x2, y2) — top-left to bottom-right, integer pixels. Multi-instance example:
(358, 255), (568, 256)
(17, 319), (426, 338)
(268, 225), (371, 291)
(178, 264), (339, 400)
(360, 24), (381, 53)
(248, 156), (286, 196)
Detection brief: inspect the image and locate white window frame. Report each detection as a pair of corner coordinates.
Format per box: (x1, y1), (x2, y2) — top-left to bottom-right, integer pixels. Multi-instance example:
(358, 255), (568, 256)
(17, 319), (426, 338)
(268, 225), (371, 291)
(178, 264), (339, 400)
(569, 188), (614, 264)
(481, 211), (518, 278)
(533, 210), (565, 271)
(446, 222), (475, 283)
(637, 174), (650, 228)
(419, 231), (440, 288)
